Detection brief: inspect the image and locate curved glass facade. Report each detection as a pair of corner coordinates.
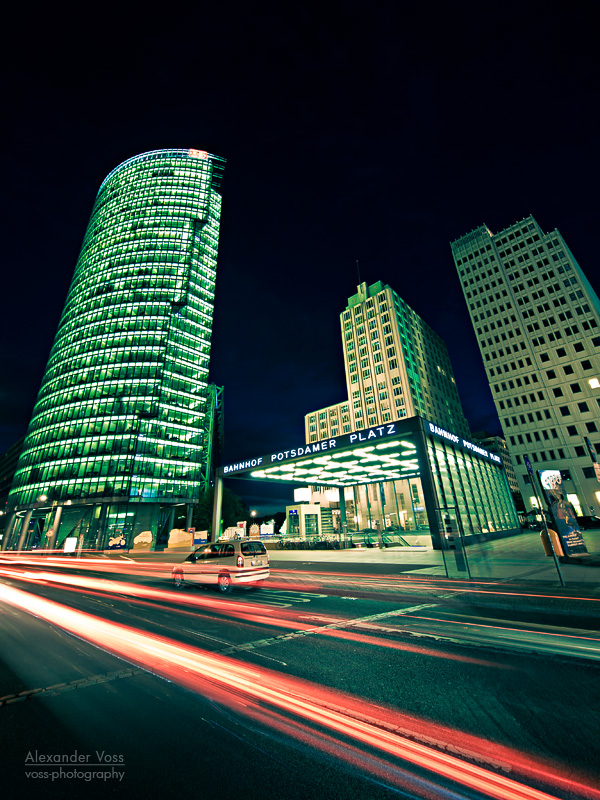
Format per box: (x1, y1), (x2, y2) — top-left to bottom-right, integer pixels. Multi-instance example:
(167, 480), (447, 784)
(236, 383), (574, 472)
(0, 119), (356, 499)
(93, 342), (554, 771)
(8, 149), (225, 522)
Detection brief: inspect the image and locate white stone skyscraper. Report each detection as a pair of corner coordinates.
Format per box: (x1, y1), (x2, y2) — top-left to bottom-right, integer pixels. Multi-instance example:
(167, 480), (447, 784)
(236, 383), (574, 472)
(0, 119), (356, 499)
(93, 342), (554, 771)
(451, 215), (600, 517)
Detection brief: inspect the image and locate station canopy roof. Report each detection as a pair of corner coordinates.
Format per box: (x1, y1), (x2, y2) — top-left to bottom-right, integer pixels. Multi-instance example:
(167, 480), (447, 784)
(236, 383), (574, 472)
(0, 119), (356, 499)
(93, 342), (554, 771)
(218, 421), (422, 487)
(217, 416), (503, 488)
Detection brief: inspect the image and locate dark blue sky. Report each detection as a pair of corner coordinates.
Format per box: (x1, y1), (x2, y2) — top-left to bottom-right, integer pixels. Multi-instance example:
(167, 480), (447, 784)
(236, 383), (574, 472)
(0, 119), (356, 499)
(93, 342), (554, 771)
(2, 1), (598, 512)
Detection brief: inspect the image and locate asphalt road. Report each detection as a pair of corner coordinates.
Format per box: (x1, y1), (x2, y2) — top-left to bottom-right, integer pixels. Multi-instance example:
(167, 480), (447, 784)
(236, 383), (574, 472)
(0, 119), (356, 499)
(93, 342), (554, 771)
(1, 556), (599, 800)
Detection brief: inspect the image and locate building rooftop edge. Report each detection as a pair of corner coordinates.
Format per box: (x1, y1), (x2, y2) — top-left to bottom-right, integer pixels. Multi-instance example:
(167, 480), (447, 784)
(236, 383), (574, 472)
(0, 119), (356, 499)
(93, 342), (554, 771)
(450, 214), (542, 246)
(98, 149), (227, 194)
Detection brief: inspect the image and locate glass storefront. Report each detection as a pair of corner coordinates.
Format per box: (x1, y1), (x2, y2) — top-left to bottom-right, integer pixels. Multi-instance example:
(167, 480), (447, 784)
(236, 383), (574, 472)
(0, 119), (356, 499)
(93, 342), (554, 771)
(426, 434), (518, 538)
(350, 478), (428, 533)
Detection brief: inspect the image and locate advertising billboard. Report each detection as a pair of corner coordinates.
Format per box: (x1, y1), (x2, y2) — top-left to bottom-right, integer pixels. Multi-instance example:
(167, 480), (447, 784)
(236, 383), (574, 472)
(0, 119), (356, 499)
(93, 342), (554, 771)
(538, 470), (588, 556)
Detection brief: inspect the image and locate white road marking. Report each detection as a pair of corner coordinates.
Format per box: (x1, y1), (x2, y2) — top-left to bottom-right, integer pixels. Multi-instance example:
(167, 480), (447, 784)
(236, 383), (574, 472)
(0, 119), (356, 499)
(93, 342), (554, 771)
(219, 603), (439, 656)
(249, 590), (329, 608)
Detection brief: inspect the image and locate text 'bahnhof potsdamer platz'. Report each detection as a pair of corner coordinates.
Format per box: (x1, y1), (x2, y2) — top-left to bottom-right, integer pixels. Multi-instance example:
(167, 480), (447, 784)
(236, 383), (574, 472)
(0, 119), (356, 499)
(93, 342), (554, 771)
(2, 149), (225, 552)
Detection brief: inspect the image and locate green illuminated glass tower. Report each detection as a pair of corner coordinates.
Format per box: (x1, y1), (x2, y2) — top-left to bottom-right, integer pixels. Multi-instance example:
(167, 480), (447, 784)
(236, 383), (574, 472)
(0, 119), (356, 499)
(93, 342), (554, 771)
(5, 148), (226, 551)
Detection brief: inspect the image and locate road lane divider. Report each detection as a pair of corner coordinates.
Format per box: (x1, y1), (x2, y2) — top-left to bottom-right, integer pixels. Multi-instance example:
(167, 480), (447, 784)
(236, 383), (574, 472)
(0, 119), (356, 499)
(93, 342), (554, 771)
(217, 603), (439, 655)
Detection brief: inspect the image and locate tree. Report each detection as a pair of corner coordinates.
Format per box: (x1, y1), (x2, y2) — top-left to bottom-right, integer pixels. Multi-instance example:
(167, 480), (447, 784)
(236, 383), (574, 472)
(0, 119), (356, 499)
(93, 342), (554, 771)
(191, 486), (250, 534)
(272, 511), (286, 533)
(221, 486), (249, 528)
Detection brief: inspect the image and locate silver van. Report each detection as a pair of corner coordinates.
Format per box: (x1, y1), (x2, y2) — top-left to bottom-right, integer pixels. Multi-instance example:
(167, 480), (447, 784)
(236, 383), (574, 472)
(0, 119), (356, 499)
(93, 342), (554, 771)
(172, 540), (270, 593)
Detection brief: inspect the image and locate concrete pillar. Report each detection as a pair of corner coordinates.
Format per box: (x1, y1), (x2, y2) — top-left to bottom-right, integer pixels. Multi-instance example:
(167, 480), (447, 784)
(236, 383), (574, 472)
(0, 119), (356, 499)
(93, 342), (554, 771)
(1, 513), (16, 551)
(16, 510), (33, 551)
(211, 477), (223, 542)
(185, 504), (193, 532)
(46, 506), (63, 552)
(38, 509), (53, 550)
(353, 486), (360, 531)
(338, 487), (347, 548)
(408, 480), (418, 531)
(365, 484), (373, 529)
(379, 482), (386, 531)
(393, 479), (402, 531)
(339, 487), (347, 528)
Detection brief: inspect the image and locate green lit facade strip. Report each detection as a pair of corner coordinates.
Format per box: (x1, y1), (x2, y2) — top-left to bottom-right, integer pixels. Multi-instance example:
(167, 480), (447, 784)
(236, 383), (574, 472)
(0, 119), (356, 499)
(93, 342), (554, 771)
(24, 408), (207, 444)
(9, 149), (225, 509)
(13, 432), (205, 465)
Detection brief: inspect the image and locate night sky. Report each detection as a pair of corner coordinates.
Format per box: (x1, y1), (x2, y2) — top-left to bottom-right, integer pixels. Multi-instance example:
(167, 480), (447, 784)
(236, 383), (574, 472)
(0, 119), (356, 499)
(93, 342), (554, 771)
(2, 2), (598, 513)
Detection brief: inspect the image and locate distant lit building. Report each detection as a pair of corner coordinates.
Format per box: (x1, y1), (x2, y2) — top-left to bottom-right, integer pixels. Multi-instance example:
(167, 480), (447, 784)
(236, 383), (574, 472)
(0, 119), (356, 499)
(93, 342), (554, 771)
(451, 215), (600, 517)
(306, 401), (352, 441)
(3, 148), (226, 551)
(0, 437), (24, 542)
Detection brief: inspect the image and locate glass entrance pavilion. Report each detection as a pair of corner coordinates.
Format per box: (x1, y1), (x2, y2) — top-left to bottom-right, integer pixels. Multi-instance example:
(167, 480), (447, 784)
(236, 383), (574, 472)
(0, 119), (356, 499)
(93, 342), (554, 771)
(217, 415), (519, 548)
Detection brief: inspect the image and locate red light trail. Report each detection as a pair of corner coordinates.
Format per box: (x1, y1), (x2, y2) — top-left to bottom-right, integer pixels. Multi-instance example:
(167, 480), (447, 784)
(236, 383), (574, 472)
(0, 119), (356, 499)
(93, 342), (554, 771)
(1, 564), (596, 667)
(0, 581), (598, 800)
(3, 553), (600, 607)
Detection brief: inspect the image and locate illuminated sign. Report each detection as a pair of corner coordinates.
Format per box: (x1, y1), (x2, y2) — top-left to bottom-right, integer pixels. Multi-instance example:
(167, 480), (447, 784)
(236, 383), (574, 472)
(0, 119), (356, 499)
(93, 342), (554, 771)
(219, 417), (504, 486)
(222, 423), (402, 477)
(270, 439), (338, 462)
(223, 457), (263, 475)
(426, 422), (502, 464)
(188, 149), (209, 159)
(349, 423), (398, 443)
(428, 423), (459, 444)
(219, 422), (419, 486)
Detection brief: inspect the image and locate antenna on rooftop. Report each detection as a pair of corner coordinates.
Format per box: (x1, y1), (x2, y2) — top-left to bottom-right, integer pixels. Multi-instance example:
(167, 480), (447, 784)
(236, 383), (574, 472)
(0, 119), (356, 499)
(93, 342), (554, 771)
(356, 259), (361, 285)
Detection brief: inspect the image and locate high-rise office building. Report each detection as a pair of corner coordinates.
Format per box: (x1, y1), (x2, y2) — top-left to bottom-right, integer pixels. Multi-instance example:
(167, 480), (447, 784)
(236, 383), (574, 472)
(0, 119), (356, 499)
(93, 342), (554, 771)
(451, 215), (600, 517)
(305, 280), (470, 441)
(4, 148), (226, 551)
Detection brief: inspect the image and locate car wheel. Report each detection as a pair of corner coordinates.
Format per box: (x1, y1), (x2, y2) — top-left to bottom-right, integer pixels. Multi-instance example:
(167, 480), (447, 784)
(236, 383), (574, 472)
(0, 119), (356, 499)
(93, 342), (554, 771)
(173, 570), (185, 589)
(217, 572), (232, 594)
